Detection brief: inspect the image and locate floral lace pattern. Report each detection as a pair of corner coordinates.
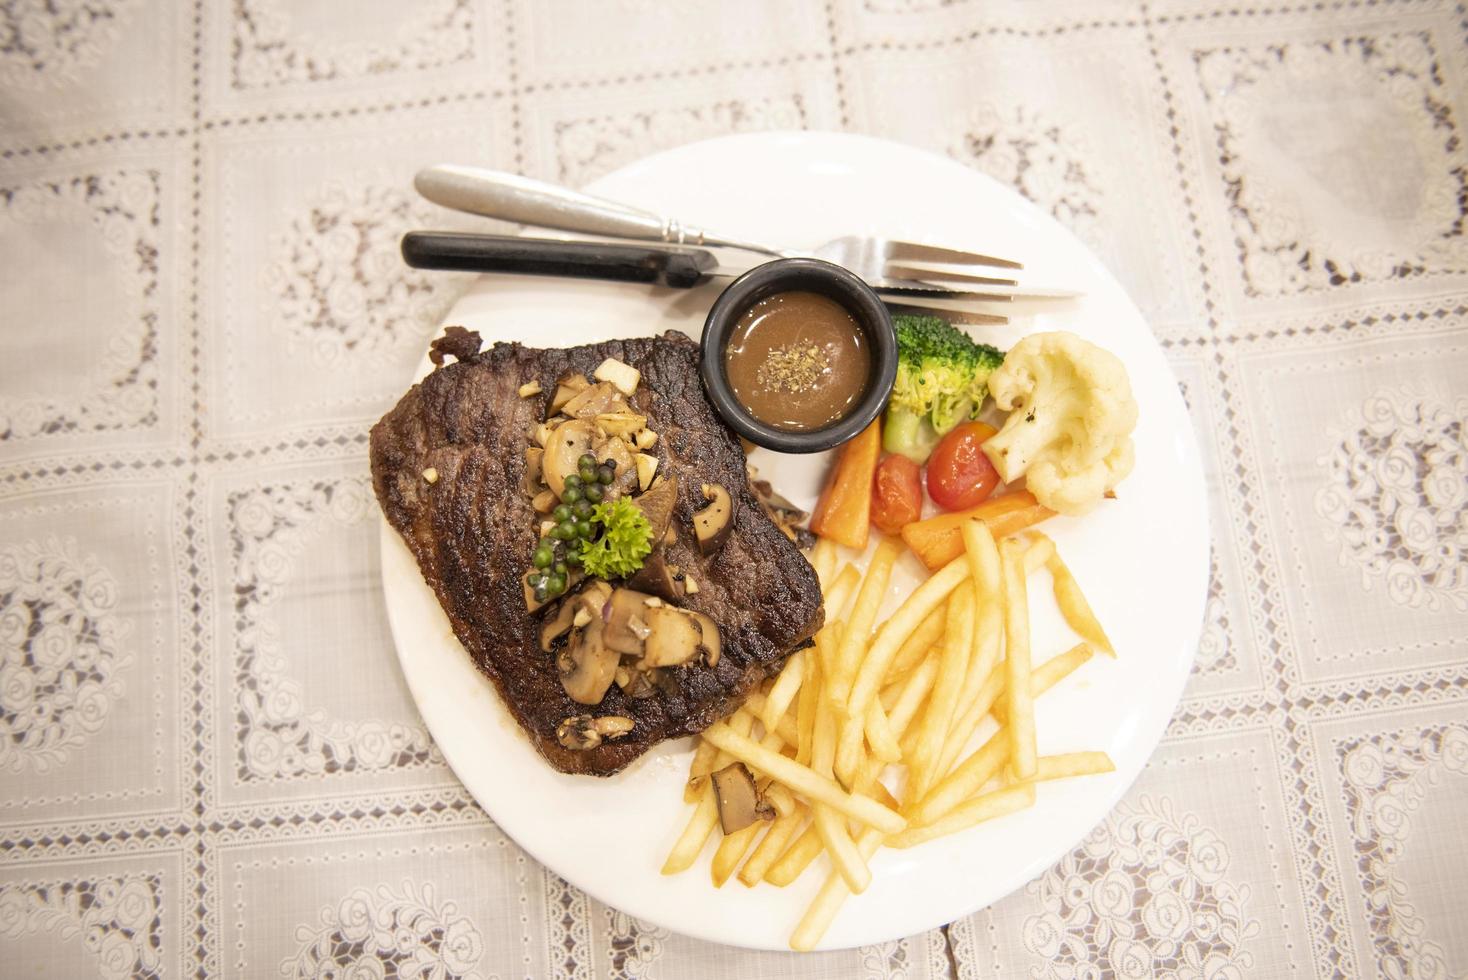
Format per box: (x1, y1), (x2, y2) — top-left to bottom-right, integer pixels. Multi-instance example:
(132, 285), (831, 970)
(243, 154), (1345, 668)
(0, 169), (160, 441)
(1313, 388), (1468, 612)
(0, 874), (162, 979)
(555, 97), (807, 187)
(947, 104), (1103, 247)
(1195, 34), (1468, 297)
(1195, 548), (1235, 676)
(0, 0), (133, 90)
(231, 0), (474, 90)
(282, 881), (488, 980)
(0, 536), (130, 774)
(1338, 725), (1467, 980)
(230, 478), (439, 780)
(604, 908), (667, 980)
(264, 176), (465, 366)
(1022, 796), (1260, 979)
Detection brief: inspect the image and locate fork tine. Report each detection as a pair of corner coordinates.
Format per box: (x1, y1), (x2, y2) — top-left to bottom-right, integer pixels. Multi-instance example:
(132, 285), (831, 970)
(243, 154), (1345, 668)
(882, 302), (1008, 325)
(883, 263), (1019, 287)
(886, 241), (1023, 270)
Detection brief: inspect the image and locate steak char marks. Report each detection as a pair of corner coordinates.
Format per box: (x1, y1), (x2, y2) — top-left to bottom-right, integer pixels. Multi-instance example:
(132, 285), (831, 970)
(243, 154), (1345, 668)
(371, 329), (824, 776)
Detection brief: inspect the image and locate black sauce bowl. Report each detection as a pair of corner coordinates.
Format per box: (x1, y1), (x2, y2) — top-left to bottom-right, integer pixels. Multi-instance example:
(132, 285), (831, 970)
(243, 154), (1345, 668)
(699, 257), (896, 454)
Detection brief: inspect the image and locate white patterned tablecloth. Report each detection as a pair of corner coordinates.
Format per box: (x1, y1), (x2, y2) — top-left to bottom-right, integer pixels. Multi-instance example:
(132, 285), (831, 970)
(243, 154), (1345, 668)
(1, 1), (1465, 977)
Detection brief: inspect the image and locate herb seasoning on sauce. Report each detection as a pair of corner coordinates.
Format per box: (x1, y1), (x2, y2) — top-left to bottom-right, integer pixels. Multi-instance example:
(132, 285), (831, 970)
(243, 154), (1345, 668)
(723, 291), (872, 432)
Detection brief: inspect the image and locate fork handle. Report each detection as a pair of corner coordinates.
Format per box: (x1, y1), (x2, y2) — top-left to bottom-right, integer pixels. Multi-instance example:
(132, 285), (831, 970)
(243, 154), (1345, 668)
(401, 232), (717, 288)
(414, 164), (781, 255)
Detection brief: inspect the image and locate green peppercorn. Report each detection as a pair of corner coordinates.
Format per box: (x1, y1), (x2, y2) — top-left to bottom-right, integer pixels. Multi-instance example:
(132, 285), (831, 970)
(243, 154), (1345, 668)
(578, 452), (597, 469)
(572, 498), (593, 519)
(532, 545), (553, 569)
(547, 573), (567, 595)
(565, 549), (583, 567)
(578, 462), (598, 482)
(552, 523), (573, 540)
(552, 503), (571, 523)
(597, 464), (615, 485)
(584, 484), (603, 503)
(574, 519), (593, 539)
(561, 486), (582, 504)
(563, 474), (583, 490)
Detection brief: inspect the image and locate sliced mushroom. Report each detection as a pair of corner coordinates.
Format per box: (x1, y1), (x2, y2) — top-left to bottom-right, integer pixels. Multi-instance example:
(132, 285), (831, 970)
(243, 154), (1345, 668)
(539, 599), (578, 652)
(560, 584), (618, 703)
(616, 665), (658, 699)
(626, 550), (684, 602)
(639, 604), (703, 669)
(631, 474), (679, 544)
(603, 588), (656, 656)
(556, 713), (635, 751)
(592, 435), (638, 500)
(562, 381), (628, 420)
(549, 373), (590, 414)
(751, 477), (810, 544)
(543, 418), (595, 497)
(522, 447), (545, 497)
(711, 762), (773, 834)
(690, 611), (721, 667)
(693, 484), (733, 555)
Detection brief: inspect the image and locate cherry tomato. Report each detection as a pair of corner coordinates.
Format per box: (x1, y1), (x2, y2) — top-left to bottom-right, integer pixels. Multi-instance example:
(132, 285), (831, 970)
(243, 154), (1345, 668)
(870, 454), (923, 533)
(925, 421), (1000, 512)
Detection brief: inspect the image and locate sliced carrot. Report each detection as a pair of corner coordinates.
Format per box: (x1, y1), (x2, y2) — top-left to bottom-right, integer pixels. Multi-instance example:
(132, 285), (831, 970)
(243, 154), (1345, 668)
(809, 419), (881, 549)
(899, 491), (1054, 570)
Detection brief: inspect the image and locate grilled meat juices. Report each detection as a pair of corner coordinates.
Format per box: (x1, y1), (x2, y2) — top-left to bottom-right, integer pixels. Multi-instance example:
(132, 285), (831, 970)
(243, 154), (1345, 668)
(370, 328), (824, 776)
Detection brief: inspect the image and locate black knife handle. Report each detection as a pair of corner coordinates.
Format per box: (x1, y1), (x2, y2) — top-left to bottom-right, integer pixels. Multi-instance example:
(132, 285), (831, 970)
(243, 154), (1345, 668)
(401, 231), (716, 289)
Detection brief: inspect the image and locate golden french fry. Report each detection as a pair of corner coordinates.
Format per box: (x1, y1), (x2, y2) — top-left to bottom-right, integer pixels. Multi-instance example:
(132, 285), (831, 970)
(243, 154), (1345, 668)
(765, 783), (796, 819)
(1047, 547), (1115, 656)
(882, 603), (947, 686)
(887, 784), (1036, 849)
(864, 697), (902, 764)
(711, 820), (764, 887)
(911, 730), (1007, 827)
(796, 642), (820, 766)
(813, 806), (871, 893)
(739, 804), (806, 886)
(1023, 534), (1055, 576)
(762, 649), (806, 731)
(999, 538), (1036, 780)
(992, 641), (1093, 725)
(811, 537), (837, 589)
(765, 825), (823, 886)
(743, 690), (801, 746)
(839, 556), (971, 778)
(833, 538), (902, 695)
(1029, 751), (1115, 782)
(907, 584), (975, 800)
(684, 738), (719, 803)
(699, 725), (906, 835)
(667, 710), (756, 871)
(789, 826), (884, 951)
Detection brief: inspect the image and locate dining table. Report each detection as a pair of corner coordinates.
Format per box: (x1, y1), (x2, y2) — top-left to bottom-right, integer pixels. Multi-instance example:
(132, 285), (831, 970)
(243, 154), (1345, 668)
(1, 1), (1465, 977)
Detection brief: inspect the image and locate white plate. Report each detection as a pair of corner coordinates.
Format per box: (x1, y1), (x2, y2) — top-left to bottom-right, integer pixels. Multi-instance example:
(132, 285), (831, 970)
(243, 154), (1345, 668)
(379, 131), (1208, 951)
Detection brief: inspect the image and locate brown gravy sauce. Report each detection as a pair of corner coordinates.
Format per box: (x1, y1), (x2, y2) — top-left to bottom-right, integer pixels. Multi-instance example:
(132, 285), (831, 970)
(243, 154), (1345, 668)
(723, 291), (871, 432)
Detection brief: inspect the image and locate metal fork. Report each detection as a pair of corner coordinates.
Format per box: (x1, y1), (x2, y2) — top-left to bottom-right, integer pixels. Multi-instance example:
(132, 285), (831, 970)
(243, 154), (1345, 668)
(413, 165), (1040, 298)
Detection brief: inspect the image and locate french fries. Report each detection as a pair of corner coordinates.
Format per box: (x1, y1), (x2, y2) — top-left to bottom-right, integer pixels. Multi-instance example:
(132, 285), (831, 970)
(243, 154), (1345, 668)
(665, 524), (1119, 950)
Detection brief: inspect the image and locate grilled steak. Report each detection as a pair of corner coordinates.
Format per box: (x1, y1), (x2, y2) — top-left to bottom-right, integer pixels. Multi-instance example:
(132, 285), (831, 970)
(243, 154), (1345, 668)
(371, 328), (825, 776)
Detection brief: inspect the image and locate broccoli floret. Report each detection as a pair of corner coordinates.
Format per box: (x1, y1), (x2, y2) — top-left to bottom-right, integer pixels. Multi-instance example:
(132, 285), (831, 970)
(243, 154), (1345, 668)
(883, 315), (1005, 463)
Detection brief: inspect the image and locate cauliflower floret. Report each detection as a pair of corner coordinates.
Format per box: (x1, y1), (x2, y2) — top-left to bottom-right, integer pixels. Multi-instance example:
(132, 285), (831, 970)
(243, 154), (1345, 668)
(981, 331), (1138, 516)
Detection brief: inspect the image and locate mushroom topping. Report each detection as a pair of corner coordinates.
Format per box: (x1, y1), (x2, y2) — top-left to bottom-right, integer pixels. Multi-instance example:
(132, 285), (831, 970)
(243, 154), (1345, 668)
(543, 419), (596, 497)
(594, 435), (639, 499)
(562, 381), (628, 420)
(556, 713), (635, 751)
(538, 598), (579, 652)
(559, 584), (618, 703)
(626, 551), (684, 602)
(639, 604), (704, 669)
(631, 473), (679, 543)
(690, 611), (721, 667)
(710, 762), (774, 834)
(603, 588), (657, 656)
(522, 447), (545, 497)
(549, 373), (591, 414)
(692, 484), (733, 555)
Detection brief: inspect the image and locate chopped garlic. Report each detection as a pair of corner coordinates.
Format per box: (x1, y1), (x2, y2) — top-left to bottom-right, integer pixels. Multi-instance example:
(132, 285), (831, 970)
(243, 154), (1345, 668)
(635, 453), (659, 491)
(593, 357), (640, 396)
(684, 577), (700, 595)
(518, 379), (543, 398)
(422, 467), (439, 484)
(643, 596), (663, 607)
(634, 428), (659, 450)
(573, 608), (592, 628)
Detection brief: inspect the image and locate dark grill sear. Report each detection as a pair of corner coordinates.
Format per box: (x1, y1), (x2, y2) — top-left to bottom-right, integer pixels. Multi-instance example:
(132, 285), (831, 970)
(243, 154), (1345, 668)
(370, 329), (825, 776)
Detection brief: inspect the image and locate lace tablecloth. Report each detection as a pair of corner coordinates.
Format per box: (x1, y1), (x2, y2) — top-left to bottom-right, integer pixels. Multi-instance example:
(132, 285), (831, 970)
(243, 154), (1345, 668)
(2, 1), (1465, 977)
